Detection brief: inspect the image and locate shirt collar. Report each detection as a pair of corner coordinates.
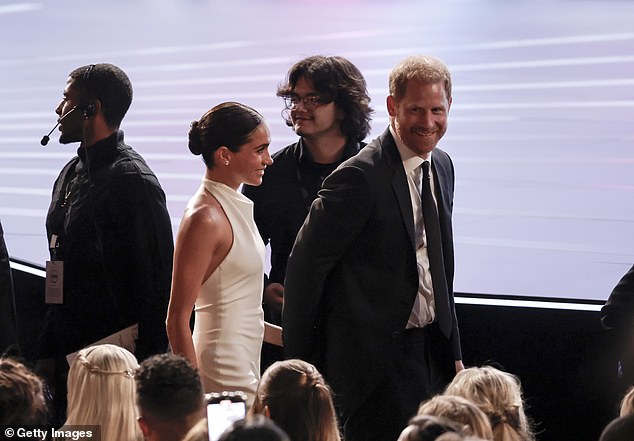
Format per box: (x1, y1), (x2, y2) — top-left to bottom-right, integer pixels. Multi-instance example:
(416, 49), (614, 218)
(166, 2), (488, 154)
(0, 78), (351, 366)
(77, 130), (123, 169)
(389, 125), (431, 174)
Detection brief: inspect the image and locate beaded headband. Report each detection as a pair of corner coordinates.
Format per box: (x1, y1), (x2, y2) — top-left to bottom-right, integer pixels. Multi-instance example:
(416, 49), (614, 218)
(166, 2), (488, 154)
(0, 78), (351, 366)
(77, 353), (137, 378)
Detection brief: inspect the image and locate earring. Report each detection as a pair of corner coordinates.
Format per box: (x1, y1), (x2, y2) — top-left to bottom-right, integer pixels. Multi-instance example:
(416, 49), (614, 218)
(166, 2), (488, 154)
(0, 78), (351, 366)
(225, 160), (230, 166)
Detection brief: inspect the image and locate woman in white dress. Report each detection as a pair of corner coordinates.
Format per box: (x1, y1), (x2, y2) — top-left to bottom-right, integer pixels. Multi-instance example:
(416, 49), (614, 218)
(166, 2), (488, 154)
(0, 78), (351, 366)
(167, 102), (272, 405)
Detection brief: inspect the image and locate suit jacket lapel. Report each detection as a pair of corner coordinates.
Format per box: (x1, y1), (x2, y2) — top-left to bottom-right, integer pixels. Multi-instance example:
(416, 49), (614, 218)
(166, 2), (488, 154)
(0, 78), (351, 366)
(381, 129), (416, 249)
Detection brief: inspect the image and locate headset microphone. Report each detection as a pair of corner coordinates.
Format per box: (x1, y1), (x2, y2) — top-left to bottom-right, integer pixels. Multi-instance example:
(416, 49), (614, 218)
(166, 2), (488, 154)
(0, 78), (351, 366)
(40, 106), (79, 146)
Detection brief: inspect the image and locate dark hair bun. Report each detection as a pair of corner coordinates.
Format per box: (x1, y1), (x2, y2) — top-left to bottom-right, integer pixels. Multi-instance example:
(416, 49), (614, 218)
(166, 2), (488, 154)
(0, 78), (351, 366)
(188, 120), (203, 155)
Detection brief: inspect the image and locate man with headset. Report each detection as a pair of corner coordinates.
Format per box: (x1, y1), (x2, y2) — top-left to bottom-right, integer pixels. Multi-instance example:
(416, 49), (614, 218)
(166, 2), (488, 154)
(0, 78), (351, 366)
(39, 63), (174, 422)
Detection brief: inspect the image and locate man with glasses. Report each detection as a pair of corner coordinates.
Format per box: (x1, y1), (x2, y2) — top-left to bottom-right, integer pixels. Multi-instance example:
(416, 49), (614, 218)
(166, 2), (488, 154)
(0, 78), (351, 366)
(242, 55), (373, 369)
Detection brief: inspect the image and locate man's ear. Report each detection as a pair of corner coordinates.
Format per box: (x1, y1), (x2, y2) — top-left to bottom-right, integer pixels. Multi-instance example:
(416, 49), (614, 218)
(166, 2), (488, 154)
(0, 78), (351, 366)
(387, 95), (396, 117)
(83, 99), (101, 119)
(137, 415), (151, 438)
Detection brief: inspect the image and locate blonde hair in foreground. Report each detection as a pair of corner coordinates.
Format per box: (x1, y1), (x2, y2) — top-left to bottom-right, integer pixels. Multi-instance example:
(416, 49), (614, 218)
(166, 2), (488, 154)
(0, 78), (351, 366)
(444, 366), (534, 441)
(418, 394), (493, 440)
(250, 359), (341, 441)
(65, 344), (142, 441)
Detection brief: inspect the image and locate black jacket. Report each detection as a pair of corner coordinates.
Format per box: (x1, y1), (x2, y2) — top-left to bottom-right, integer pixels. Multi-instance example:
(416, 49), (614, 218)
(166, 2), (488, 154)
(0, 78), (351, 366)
(243, 139), (363, 287)
(41, 131), (173, 360)
(283, 128), (461, 415)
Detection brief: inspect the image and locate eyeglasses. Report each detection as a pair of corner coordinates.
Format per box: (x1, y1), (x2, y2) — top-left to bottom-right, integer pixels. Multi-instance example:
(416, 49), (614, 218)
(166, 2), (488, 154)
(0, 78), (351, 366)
(283, 95), (326, 110)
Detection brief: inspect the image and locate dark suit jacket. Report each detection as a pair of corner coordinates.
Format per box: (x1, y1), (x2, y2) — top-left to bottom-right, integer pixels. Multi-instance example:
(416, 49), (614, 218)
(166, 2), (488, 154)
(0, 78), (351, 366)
(283, 128), (461, 415)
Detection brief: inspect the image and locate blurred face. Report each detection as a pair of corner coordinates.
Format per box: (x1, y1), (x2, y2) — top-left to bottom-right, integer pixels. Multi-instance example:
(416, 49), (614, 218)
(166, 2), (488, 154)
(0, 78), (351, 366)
(55, 77), (84, 144)
(387, 80), (451, 158)
(227, 123), (273, 188)
(289, 76), (343, 140)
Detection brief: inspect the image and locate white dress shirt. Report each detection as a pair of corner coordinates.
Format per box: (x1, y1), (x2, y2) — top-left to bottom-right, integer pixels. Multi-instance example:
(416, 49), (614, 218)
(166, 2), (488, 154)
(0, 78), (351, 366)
(389, 126), (439, 329)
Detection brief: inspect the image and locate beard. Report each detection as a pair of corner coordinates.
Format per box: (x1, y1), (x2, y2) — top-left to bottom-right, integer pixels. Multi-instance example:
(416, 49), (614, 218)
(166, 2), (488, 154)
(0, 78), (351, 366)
(59, 129), (82, 144)
(58, 111), (83, 144)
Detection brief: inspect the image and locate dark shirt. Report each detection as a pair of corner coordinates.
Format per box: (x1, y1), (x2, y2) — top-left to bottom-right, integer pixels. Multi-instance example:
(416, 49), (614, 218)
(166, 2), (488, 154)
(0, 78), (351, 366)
(242, 139), (363, 289)
(41, 131), (174, 361)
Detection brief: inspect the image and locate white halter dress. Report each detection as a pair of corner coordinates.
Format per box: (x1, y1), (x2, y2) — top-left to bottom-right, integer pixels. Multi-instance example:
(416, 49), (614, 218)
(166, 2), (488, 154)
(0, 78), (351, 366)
(193, 178), (265, 405)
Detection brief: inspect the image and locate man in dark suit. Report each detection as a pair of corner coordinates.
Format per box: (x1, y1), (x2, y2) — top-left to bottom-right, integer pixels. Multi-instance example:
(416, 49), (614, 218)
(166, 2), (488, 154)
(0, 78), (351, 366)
(283, 55), (463, 441)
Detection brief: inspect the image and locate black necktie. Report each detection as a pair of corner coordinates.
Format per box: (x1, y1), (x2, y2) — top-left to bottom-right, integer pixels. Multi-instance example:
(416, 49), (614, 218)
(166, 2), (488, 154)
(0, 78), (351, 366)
(421, 161), (452, 339)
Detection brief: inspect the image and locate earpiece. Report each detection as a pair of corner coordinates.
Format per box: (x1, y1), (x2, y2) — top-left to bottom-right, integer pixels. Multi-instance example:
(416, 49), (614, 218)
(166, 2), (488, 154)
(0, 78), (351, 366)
(83, 103), (96, 118)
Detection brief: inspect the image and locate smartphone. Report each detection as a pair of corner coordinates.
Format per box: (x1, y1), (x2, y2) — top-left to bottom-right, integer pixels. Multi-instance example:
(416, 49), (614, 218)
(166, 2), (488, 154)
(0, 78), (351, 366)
(206, 391), (247, 441)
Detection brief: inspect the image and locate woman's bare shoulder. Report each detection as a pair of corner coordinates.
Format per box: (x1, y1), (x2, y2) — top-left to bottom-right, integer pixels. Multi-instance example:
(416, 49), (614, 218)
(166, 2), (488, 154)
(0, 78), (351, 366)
(179, 189), (231, 239)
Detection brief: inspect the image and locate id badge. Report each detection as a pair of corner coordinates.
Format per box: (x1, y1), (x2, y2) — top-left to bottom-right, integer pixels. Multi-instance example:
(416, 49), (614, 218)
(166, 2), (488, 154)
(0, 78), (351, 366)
(45, 260), (64, 304)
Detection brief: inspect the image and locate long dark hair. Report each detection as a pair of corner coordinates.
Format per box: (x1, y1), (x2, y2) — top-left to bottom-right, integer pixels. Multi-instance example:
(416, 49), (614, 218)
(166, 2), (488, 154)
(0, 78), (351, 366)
(251, 359), (341, 441)
(277, 55), (373, 142)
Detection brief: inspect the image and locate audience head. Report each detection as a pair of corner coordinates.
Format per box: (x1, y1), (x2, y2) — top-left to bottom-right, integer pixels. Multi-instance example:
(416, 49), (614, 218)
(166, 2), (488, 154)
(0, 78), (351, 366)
(397, 414), (465, 441)
(277, 55), (373, 142)
(599, 414), (634, 441)
(135, 353), (204, 441)
(188, 102), (269, 169)
(619, 386), (634, 417)
(67, 63), (133, 128)
(418, 394), (493, 440)
(445, 366), (534, 441)
(0, 357), (47, 425)
(65, 344), (141, 441)
(182, 415), (289, 441)
(218, 415), (290, 441)
(250, 359), (341, 441)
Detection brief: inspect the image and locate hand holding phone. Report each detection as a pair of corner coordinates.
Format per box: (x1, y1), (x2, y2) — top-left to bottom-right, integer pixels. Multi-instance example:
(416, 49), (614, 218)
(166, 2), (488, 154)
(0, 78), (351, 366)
(206, 391), (247, 441)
